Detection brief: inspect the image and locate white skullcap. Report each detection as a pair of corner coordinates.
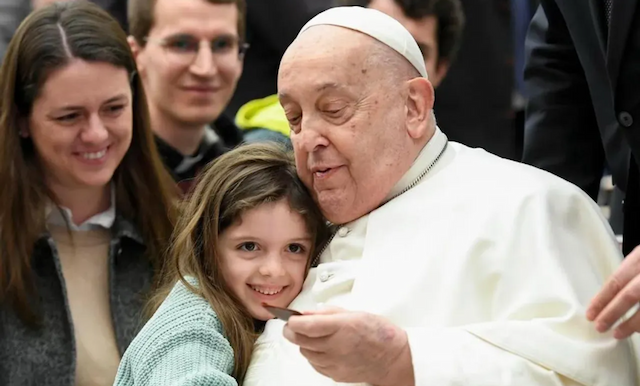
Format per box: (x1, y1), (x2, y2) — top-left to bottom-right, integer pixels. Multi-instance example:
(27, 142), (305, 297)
(298, 6), (428, 79)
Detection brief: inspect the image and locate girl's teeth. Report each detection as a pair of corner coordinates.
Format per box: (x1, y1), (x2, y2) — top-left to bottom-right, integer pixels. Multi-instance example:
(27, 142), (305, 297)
(251, 286), (283, 295)
(82, 150), (106, 160)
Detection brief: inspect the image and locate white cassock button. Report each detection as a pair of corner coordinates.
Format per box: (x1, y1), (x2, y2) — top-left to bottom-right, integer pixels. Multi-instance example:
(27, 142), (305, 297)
(319, 271), (330, 282)
(338, 227), (350, 237)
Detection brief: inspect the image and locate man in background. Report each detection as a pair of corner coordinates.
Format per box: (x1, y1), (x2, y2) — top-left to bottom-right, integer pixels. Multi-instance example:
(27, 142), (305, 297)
(128, 0), (246, 193)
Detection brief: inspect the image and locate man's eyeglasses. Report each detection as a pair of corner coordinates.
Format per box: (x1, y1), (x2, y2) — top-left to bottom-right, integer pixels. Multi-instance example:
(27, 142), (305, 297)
(143, 34), (249, 66)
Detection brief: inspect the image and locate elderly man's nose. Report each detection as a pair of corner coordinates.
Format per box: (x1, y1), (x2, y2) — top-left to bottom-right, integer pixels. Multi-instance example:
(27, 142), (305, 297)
(297, 124), (329, 153)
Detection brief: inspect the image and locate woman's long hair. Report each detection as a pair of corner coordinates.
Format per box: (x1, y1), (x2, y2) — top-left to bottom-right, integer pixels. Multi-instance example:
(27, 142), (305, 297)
(150, 143), (329, 383)
(0, 0), (179, 325)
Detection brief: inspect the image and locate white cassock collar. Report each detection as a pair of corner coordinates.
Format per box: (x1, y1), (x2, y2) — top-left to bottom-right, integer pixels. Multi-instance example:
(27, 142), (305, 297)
(385, 126), (449, 202)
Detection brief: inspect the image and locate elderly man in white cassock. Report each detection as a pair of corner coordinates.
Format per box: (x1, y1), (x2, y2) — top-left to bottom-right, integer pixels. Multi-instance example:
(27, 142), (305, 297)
(243, 6), (639, 386)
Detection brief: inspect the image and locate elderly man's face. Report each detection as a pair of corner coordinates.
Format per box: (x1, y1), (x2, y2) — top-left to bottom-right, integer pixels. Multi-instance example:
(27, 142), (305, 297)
(279, 27), (416, 224)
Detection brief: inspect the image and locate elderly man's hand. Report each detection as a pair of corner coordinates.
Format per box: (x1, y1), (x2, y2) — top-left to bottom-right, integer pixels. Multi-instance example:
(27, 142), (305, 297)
(283, 308), (414, 386)
(587, 245), (640, 339)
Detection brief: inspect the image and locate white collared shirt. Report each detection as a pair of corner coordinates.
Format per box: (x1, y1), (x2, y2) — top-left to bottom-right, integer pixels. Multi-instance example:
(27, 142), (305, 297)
(46, 184), (116, 231)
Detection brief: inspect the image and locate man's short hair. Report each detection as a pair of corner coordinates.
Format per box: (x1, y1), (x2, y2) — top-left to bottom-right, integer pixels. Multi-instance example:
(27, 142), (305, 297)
(337, 0), (464, 64)
(128, 0), (247, 45)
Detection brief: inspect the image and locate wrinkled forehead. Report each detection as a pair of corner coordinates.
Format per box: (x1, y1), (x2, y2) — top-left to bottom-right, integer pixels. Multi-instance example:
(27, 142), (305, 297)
(279, 26), (375, 95)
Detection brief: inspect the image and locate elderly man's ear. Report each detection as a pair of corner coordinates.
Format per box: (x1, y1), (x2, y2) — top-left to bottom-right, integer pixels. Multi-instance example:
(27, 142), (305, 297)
(404, 78), (435, 140)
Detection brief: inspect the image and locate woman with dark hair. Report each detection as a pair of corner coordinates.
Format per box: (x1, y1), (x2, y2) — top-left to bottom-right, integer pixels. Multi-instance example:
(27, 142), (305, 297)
(0, 1), (179, 385)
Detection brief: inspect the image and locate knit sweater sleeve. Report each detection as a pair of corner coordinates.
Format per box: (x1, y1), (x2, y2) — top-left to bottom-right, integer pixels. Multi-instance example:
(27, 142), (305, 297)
(113, 279), (238, 386)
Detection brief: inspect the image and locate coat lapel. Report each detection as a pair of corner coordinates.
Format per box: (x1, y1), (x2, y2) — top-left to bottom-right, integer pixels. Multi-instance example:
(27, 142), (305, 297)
(556, 0), (608, 80)
(587, 0), (607, 58)
(607, 0), (638, 92)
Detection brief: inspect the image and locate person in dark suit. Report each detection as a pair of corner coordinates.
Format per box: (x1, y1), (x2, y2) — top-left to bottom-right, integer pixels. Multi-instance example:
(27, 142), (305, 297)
(524, 0), (640, 338)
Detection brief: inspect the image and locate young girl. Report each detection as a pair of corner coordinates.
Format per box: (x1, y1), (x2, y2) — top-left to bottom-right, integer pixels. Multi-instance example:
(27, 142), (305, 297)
(114, 143), (329, 386)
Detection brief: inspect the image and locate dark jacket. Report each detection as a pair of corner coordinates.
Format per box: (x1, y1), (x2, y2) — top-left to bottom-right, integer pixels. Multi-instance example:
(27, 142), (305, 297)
(0, 216), (153, 386)
(155, 116), (242, 194)
(523, 0), (640, 253)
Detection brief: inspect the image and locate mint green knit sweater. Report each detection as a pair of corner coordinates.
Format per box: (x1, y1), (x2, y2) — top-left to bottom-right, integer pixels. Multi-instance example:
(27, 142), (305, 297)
(113, 277), (237, 386)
